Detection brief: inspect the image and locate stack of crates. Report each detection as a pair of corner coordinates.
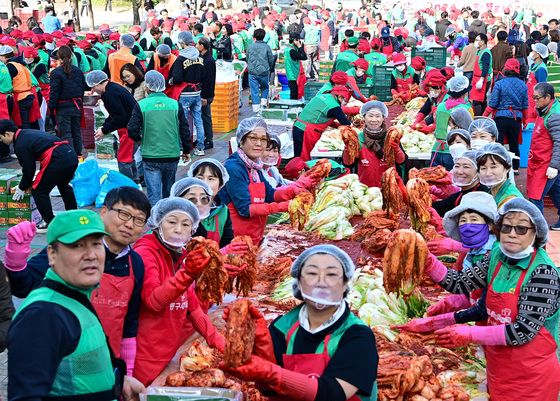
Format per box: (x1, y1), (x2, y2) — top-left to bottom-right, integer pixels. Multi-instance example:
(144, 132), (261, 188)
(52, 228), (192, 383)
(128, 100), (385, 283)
(371, 65), (394, 101)
(0, 172), (40, 227)
(318, 61), (334, 81)
(411, 46), (448, 69)
(304, 81), (325, 102)
(212, 81), (239, 133)
(547, 62), (560, 98)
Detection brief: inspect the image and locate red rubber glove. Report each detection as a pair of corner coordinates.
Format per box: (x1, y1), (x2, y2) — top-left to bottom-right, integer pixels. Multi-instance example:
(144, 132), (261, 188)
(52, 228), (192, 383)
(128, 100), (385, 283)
(223, 262), (247, 278)
(427, 237), (467, 255)
(274, 183), (307, 201)
(391, 140), (406, 163)
(249, 201), (290, 216)
(418, 123), (436, 133)
(221, 355), (318, 401)
(436, 324), (506, 348)
(220, 241), (250, 255)
(427, 294), (470, 316)
(4, 221), (36, 271)
(393, 312), (456, 333)
(294, 175), (317, 190)
(342, 106), (361, 116)
(482, 106), (495, 117)
(413, 112), (426, 125)
(187, 285), (225, 351)
(184, 251), (211, 279)
(144, 264), (196, 311)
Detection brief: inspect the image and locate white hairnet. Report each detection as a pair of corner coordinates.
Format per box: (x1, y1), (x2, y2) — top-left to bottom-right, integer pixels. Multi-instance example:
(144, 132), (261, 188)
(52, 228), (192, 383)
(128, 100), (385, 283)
(170, 177), (213, 198)
(85, 70), (108, 87)
(454, 149), (478, 167)
(156, 43), (171, 56)
(269, 134), (281, 148)
(532, 43), (549, 59)
(449, 107), (473, 130)
(360, 100), (388, 118)
(178, 31), (194, 45)
(476, 142), (512, 167)
(498, 198), (548, 247)
(144, 70), (166, 92)
(443, 192), (497, 241)
(236, 117), (268, 144)
(147, 197), (200, 232)
(469, 117), (498, 138)
(0, 45), (13, 56)
(447, 75), (470, 94)
(447, 128), (471, 145)
(120, 34), (135, 48)
(187, 158), (230, 187)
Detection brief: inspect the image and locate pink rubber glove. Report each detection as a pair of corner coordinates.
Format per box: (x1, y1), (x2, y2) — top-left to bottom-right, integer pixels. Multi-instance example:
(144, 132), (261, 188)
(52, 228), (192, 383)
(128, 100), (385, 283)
(425, 253), (448, 283)
(436, 324), (506, 348)
(392, 312), (456, 333)
(220, 241), (250, 256)
(427, 294), (471, 316)
(120, 337), (137, 376)
(427, 237), (467, 255)
(187, 285), (225, 351)
(428, 207), (444, 233)
(4, 221), (36, 271)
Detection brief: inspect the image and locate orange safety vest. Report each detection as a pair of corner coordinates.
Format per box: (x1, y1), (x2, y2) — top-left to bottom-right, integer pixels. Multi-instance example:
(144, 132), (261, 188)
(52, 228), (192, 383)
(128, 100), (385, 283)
(108, 48), (137, 85)
(9, 62), (32, 100)
(153, 52), (177, 80)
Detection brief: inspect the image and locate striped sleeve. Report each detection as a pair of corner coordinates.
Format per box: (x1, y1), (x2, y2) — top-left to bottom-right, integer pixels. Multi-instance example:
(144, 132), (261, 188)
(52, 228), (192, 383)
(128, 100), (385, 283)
(439, 253), (490, 296)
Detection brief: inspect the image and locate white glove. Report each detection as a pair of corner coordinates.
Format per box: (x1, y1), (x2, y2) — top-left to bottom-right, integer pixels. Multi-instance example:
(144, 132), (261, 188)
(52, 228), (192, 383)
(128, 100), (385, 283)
(475, 78), (484, 90)
(12, 187), (26, 201)
(547, 167), (558, 179)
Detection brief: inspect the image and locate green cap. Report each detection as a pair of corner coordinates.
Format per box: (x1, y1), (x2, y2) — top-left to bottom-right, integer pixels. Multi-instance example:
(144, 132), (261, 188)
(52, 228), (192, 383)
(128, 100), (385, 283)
(47, 210), (109, 245)
(347, 37), (359, 46)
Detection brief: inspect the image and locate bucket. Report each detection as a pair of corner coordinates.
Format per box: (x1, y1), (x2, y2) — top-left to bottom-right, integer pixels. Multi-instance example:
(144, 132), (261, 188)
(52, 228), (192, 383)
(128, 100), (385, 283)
(279, 90), (291, 99)
(278, 72), (289, 86)
(519, 122), (534, 168)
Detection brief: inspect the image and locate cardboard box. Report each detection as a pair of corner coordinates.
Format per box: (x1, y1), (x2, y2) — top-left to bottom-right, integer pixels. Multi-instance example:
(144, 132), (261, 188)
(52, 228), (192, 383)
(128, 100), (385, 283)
(0, 210), (9, 226)
(0, 193), (8, 210)
(8, 209), (42, 225)
(7, 180), (36, 210)
(0, 173), (18, 195)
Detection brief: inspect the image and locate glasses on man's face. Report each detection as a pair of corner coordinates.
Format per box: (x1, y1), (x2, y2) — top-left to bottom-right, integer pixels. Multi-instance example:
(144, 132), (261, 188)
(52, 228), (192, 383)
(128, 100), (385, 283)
(500, 224), (535, 235)
(187, 195), (211, 206)
(532, 95), (545, 101)
(110, 208), (147, 227)
(245, 135), (269, 146)
(300, 270), (344, 286)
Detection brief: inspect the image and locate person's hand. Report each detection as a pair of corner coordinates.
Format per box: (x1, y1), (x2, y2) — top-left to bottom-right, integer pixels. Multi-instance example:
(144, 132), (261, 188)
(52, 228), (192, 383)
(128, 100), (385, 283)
(220, 240), (250, 255)
(427, 294), (470, 316)
(390, 139), (400, 151)
(4, 221), (37, 271)
(94, 127), (105, 141)
(12, 187), (26, 201)
(201, 98), (208, 106)
(223, 262), (247, 278)
(184, 251), (212, 279)
(295, 174), (317, 190)
(7, 221), (36, 245)
(122, 375), (146, 401)
(392, 313), (456, 333)
(546, 167), (558, 179)
(427, 237), (465, 255)
(181, 153), (191, 163)
(435, 325), (473, 348)
(475, 78), (483, 90)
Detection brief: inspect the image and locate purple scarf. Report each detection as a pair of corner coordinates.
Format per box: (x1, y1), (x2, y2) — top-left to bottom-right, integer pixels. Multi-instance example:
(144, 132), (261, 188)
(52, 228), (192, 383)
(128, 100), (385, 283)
(238, 148), (264, 182)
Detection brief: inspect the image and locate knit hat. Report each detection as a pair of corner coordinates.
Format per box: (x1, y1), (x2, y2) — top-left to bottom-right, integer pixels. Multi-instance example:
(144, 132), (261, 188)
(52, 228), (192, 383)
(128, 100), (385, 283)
(411, 56), (426, 70)
(503, 58), (520, 74)
(331, 71), (348, 85)
(352, 58), (369, 70)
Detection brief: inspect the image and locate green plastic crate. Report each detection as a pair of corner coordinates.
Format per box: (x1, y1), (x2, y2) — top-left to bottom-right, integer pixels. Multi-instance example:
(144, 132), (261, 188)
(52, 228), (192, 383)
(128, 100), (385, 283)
(371, 65), (394, 87)
(373, 87), (392, 102)
(411, 46), (447, 69)
(304, 81), (326, 101)
(357, 84), (376, 97)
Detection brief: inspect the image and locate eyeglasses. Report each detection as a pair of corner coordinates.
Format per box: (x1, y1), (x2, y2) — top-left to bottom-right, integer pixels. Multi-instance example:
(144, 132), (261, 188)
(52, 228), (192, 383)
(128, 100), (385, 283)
(110, 208), (147, 227)
(187, 195), (211, 206)
(300, 271), (344, 286)
(245, 135), (269, 145)
(532, 95), (545, 101)
(500, 224), (535, 235)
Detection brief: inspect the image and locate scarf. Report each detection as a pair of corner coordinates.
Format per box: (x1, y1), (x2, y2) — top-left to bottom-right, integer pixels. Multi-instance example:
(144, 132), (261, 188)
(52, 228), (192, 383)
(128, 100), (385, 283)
(363, 124), (386, 159)
(238, 148), (263, 182)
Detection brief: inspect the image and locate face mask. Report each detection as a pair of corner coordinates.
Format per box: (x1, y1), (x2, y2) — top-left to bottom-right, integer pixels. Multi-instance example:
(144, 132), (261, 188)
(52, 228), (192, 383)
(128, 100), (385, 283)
(499, 242), (535, 260)
(429, 89), (440, 98)
(159, 228), (191, 248)
(479, 171), (507, 188)
(414, 69), (422, 75)
(262, 155), (279, 166)
(459, 223), (490, 248)
(470, 139), (490, 150)
(452, 170), (478, 187)
(396, 65), (406, 72)
(449, 143), (468, 159)
(298, 285), (344, 310)
(356, 70), (365, 77)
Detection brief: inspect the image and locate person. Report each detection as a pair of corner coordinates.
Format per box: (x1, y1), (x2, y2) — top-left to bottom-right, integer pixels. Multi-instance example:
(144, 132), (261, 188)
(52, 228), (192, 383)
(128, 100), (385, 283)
(284, 32), (307, 100)
(140, 26), (173, 51)
(0, 119), (78, 231)
(490, 30), (513, 78)
(333, 36), (359, 73)
(197, 37), (216, 150)
(435, 11), (452, 42)
(316, 71), (367, 104)
(133, 197), (224, 385)
(170, 31), (205, 155)
(344, 100), (406, 188)
(413, 69), (448, 133)
(526, 43), (549, 122)
(224, 245), (378, 401)
(146, 44), (176, 94)
(127, 70), (190, 205)
(48, 45), (85, 157)
(470, 33), (492, 116)
(447, 107), (474, 131)
(483, 58), (528, 173)
(468, 10), (487, 35)
(477, 142), (523, 208)
(262, 135), (290, 188)
(345, 58), (370, 87)
(293, 85), (352, 161)
(422, 198), (560, 401)
(170, 177), (214, 236)
(457, 31), (478, 82)
(106, 34), (144, 86)
(4, 187), (150, 375)
(380, 26), (400, 55)
(42, 6), (61, 33)
(219, 117), (319, 244)
(210, 22), (233, 61)
(431, 75), (473, 170)
(121, 63), (148, 102)
(8, 210), (146, 400)
(302, 17), (320, 80)
(88, 70), (139, 181)
(23, 45), (50, 106)
(390, 52), (419, 95)
(526, 82), (560, 230)
(247, 28), (275, 115)
(187, 158), (234, 247)
(411, 56), (430, 83)
(399, 191), (498, 330)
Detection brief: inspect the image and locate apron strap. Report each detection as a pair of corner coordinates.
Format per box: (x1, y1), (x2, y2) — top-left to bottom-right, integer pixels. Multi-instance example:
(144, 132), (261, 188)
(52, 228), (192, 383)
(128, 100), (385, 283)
(285, 319), (332, 356)
(286, 320), (300, 346)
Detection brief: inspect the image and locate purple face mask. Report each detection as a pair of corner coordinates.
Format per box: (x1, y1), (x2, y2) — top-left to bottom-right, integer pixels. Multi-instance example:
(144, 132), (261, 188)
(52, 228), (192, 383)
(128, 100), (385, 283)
(459, 223), (489, 249)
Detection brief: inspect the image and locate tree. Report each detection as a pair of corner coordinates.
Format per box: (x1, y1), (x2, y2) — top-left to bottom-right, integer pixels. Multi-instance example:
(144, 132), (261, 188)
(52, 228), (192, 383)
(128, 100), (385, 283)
(132, 0), (141, 25)
(86, 0), (94, 30)
(72, 0), (81, 31)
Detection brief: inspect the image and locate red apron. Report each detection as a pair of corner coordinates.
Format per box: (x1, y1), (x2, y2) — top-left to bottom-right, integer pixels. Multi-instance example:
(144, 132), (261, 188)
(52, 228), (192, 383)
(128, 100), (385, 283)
(55, 97), (85, 129)
(381, 40), (393, 56)
(11, 87), (41, 127)
(485, 254), (560, 401)
(164, 82), (189, 101)
(469, 54), (489, 103)
(526, 114), (553, 200)
(297, 117), (335, 162)
(357, 146), (387, 188)
(205, 213), (221, 243)
(116, 127), (135, 164)
(526, 71), (538, 123)
(0, 93), (11, 119)
(91, 254), (135, 357)
(395, 75), (413, 93)
(38, 82), (50, 105)
(228, 166), (268, 245)
(297, 62), (307, 99)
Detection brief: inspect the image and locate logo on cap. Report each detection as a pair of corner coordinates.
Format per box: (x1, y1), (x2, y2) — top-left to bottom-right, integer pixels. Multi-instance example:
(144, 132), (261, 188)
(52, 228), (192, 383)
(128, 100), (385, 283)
(79, 216), (90, 225)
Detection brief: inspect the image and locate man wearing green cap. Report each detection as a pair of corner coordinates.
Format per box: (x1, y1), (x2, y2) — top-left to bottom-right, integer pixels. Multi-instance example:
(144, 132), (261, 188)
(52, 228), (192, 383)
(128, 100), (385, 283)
(8, 210), (145, 401)
(332, 36), (359, 73)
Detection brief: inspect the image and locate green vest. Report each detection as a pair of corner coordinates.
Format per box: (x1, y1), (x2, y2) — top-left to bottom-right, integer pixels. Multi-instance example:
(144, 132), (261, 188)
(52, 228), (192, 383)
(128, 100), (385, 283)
(364, 52), (387, 76)
(13, 269), (116, 398)
(133, 42), (147, 62)
(239, 31), (253, 55)
(201, 204), (229, 238)
(284, 44), (301, 81)
(391, 66), (415, 81)
(73, 48), (91, 73)
(138, 92), (181, 159)
(0, 62), (13, 93)
(294, 93), (340, 130)
(231, 33), (245, 59)
(487, 243), (560, 345)
(38, 48), (50, 66)
(303, 25), (320, 45)
(265, 30), (280, 51)
(273, 304), (377, 401)
(477, 48), (493, 82)
(86, 53), (102, 72)
(317, 82), (333, 95)
(194, 33), (205, 46)
(432, 99), (472, 154)
(95, 42), (108, 56)
(93, 47), (107, 70)
(544, 100), (560, 129)
(334, 50), (359, 73)
(212, 33), (223, 60)
(27, 66), (40, 87)
(492, 179), (523, 209)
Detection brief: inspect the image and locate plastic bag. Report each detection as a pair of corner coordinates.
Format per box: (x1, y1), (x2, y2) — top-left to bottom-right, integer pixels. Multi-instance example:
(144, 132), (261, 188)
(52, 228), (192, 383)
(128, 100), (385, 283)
(95, 136), (117, 160)
(71, 159), (101, 207)
(95, 169), (139, 208)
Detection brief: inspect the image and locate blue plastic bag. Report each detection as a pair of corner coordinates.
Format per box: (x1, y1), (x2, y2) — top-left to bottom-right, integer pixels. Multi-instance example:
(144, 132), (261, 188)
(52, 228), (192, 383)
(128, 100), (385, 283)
(71, 159), (100, 207)
(95, 170), (139, 208)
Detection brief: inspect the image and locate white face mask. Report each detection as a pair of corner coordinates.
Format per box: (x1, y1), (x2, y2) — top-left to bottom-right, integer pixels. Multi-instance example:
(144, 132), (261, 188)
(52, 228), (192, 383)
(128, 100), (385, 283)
(499, 242), (535, 260)
(262, 155), (279, 166)
(356, 69), (365, 77)
(298, 285), (344, 310)
(479, 170), (507, 188)
(429, 89), (440, 99)
(159, 228), (191, 248)
(396, 64), (406, 72)
(470, 139), (490, 150)
(449, 143), (468, 160)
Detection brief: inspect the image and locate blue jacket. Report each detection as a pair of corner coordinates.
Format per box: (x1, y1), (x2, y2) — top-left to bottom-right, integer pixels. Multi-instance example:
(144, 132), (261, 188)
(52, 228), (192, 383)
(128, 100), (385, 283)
(218, 152), (275, 218)
(488, 76), (528, 119)
(42, 14), (61, 33)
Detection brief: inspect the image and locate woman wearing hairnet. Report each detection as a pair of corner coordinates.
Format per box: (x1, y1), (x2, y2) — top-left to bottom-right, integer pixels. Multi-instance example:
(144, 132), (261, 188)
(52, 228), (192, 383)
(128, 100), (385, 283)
(477, 143), (523, 208)
(132, 198), (225, 385)
(343, 100), (406, 187)
(219, 117), (320, 245)
(223, 245), (378, 401)
(421, 198), (560, 401)
(262, 135), (292, 188)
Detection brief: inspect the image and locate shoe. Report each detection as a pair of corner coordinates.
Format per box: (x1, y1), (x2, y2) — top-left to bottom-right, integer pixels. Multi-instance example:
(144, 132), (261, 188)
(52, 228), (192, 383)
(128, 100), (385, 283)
(0, 156), (12, 163)
(551, 220), (560, 231)
(36, 220), (49, 233)
(514, 170), (520, 176)
(204, 142), (214, 150)
(193, 149), (205, 156)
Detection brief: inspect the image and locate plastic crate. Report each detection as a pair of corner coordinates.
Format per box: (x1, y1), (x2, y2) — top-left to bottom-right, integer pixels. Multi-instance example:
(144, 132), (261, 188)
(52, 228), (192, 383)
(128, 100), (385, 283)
(373, 87), (392, 102)
(212, 107), (239, 120)
(371, 65), (394, 88)
(357, 84), (376, 98)
(212, 116), (239, 133)
(304, 81), (325, 101)
(411, 46), (447, 69)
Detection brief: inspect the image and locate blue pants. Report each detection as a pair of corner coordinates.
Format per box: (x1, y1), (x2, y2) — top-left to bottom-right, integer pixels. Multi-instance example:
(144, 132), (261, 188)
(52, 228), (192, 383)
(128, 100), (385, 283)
(248, 74), (270, 105)
(529, 176), (560, 217)
(143, 160), (178, 206)
(179, 94), (205, 151)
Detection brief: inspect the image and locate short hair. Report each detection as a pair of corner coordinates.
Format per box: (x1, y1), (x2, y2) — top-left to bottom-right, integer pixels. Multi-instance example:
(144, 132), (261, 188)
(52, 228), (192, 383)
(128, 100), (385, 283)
(208, 3), (215, 7)
(534, 82), (555, 99)
(193, 162), (224, 187)
(253, 28), (266, 41)
(198, 37), (211, 50)
(0, 119), (18, 135)
(497, 31), (508, 41)
(103, 187), (151, 219)
(194, 23), (203, 33)
(530, 30), (542, 41)
(471, 10), (479, 19)
(361, 31), (371, 40)
(150, 26), (161, 36)
(441, 11), (448, 18)
(476, 33), (488, 44)
(541, 24), (549, 32)
(550, 30), (560, 43)
(548, 18), (559, 25)
(214, 21), (223, 30)
(344, 29), (354, 37)
(160, 8), (168, 13)
(468, 31), (477, 42)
